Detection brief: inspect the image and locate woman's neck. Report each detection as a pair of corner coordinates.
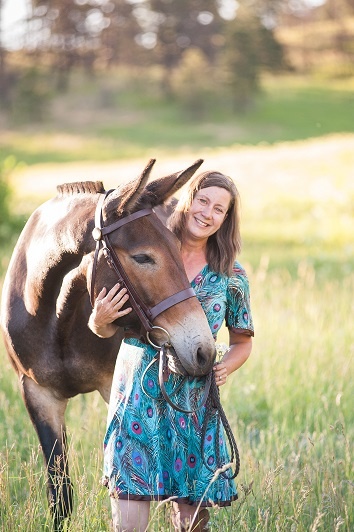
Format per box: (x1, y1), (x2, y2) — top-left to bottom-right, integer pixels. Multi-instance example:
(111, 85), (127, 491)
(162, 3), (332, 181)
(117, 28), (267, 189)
(181, 237), (208, 282)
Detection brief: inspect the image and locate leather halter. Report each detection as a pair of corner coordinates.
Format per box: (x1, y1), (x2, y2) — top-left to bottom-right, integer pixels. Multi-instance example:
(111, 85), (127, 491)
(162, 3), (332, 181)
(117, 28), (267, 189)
(89, 190), (196, 333)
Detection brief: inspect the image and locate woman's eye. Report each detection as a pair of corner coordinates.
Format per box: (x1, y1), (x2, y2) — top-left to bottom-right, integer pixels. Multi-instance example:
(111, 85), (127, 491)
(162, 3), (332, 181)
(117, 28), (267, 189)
(132, 254), (155, 265)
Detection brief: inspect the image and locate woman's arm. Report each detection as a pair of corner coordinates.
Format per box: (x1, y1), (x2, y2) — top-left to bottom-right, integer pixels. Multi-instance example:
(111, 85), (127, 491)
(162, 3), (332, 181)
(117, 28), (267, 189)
(88, 283), (132, 338)
(213, 330), (252, 387)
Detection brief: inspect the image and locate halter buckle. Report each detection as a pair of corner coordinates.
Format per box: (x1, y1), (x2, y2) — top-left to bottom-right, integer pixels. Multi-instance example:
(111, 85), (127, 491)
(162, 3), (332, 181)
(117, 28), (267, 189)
(92, 227), (102, 241)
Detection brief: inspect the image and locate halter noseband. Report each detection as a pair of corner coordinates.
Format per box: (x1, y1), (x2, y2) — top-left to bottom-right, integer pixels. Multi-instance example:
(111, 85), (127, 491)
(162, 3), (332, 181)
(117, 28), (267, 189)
(89, 190), (195, 333)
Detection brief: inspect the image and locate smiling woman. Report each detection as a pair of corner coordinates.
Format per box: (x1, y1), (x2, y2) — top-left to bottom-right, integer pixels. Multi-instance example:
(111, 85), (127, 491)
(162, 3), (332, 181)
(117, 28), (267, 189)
(169, 171), (242, 277)
(92, 168), (254, 531)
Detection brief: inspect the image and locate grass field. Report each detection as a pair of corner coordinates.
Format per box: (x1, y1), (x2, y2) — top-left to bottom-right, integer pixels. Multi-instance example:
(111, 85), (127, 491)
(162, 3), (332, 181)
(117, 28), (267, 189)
(0, 76), (353, 530)
(1, 73), (354, 166)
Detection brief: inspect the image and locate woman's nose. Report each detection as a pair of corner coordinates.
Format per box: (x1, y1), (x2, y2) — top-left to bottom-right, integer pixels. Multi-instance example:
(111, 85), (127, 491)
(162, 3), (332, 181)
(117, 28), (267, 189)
(201, 205), (213, 218)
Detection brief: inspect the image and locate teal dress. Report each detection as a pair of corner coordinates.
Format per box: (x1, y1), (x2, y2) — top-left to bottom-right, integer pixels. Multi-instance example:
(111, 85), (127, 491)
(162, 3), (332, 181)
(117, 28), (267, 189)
(103, 261), (254, 506)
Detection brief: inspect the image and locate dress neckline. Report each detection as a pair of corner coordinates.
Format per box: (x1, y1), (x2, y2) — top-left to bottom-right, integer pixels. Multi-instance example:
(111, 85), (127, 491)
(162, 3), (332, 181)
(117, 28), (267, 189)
(190, 264), (208, 285)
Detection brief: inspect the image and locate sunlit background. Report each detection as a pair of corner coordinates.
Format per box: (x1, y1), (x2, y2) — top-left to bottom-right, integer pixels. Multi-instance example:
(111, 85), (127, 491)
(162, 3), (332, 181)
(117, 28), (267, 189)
(0, 0), (353, 530)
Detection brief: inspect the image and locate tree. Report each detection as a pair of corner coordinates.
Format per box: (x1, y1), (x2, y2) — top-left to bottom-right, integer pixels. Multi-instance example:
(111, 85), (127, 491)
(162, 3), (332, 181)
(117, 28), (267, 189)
(222, 10), (285, 109)
(170, 47), (214, 117)
(0, 0), (9, 105)
(147, 0), (224, 71)
(27, 0), (143, 88)
(97, 0), (145, 67)
(142, 0), (225, 94)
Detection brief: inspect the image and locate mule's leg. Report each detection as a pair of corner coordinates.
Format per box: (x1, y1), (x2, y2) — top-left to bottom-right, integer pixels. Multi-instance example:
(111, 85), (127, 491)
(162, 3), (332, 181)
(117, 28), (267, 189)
(97, 379), (112, 404)
(20, 375), (72, 530)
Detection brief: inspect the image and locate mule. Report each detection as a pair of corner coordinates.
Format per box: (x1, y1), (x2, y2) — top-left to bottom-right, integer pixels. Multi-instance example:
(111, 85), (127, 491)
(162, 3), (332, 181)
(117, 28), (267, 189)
(0, 159), (216, 529)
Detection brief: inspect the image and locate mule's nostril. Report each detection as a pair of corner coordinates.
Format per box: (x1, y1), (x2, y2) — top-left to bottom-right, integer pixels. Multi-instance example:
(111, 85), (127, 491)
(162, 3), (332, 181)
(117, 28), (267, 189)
(197, 346), (215, 370)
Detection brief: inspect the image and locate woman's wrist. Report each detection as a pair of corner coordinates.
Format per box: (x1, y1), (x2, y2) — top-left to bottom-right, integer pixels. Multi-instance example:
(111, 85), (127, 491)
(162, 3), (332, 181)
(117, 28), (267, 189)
(88, 312), (118, 338)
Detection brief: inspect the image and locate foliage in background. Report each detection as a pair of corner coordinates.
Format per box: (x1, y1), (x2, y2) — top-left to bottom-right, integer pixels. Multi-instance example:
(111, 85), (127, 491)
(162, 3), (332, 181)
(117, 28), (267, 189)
(2, 1), (353, 122)
(0, 155), (25, 278)
(1, 74), (353, 167)
(9, 66), (53, 123)
(222, 11), (286, 108)
(0, 154), (14, 226)
(170, 48), (216, 118)
(0, 0), (287, 118)
(0, 157), (13, 226)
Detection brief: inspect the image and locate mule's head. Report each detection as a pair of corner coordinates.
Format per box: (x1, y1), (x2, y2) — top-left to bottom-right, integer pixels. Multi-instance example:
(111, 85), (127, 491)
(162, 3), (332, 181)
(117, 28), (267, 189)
(91, 159), (216, 376)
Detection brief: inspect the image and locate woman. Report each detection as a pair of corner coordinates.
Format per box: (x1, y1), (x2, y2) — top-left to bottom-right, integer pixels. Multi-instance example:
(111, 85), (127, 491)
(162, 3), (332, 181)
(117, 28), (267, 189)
(89, 171), (254, 531)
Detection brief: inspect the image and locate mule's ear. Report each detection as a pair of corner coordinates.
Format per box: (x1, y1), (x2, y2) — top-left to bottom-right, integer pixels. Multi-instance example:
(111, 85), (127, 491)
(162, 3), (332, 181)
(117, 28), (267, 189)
(104, 159), (156, 217)
(144, 159), (204, 205)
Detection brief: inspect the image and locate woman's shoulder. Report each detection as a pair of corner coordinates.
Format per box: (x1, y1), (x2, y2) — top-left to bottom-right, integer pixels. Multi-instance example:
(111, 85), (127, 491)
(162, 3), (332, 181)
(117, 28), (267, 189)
(203, 261), (249, 285)
(230, 261), (249, 279)
(226, 261), (251, 290)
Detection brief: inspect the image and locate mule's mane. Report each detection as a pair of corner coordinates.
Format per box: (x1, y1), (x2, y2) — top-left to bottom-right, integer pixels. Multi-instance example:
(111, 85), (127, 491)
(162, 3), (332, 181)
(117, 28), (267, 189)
(56, 181), (105, 197)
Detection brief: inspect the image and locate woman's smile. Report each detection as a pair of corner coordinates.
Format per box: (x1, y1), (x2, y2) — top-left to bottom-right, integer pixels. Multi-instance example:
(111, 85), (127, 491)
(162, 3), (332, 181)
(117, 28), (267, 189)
(194, 216), (210, 228)
(185, 186), (231, 240)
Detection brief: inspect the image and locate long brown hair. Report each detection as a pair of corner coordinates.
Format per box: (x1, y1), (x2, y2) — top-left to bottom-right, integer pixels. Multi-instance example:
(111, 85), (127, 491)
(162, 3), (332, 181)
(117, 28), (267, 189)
(167, 171), (241, 276)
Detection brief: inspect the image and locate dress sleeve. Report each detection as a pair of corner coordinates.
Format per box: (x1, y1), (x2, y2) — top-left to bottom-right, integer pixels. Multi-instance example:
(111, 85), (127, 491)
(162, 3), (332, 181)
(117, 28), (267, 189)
(225, 264), (254, 336)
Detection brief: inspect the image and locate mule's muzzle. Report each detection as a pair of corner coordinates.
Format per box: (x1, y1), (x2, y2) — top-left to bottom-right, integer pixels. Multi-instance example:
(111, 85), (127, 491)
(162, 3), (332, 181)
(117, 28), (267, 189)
(191, 345), (216, 377)
(165, 346), (190, 376)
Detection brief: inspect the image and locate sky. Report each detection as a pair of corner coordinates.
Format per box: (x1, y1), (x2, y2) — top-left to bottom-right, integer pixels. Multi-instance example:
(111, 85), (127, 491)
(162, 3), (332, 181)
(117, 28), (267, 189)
(0, 0), (30, 50)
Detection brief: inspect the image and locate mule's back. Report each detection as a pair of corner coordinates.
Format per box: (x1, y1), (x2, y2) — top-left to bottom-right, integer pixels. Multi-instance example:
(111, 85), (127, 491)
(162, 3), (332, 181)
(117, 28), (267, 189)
(1, 181), (121, 397)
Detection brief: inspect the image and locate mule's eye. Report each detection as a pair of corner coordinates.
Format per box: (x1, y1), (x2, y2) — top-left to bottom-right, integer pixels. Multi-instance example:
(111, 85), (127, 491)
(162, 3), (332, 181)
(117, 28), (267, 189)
(132, 254), (155, 265)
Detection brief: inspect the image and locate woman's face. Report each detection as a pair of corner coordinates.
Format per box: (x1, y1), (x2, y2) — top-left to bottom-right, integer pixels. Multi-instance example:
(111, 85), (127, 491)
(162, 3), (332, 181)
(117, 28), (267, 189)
(184, 186), (231, 241)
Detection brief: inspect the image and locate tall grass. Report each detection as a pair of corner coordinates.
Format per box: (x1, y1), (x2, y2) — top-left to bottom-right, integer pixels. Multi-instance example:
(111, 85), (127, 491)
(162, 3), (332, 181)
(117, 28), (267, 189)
(1, 263), (352, 530)
(0, 134), (353, 530)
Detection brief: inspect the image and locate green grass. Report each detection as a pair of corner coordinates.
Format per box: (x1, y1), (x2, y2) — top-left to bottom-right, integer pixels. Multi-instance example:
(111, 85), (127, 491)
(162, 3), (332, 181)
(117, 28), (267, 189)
(1, 74), (354, 165)
(1, 263), (353, 530)
(245, 76), (354, 140)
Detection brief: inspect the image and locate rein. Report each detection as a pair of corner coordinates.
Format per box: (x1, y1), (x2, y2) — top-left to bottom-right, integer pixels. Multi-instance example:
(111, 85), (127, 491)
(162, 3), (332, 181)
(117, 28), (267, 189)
(90, 191), (240, 480)
(141, 328), (212, 415)
(201, 377), (240, 479)
(142, 331), (240, 479)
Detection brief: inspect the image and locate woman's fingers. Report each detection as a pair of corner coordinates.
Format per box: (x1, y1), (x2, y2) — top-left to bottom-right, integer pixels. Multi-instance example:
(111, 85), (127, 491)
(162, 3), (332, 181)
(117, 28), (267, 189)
(106, 283), (121, 301)
(94, 283), (132, 323)
(213, 362), (228, 387)
(112, 287), (129, 307)
(96, 286), (107, 302)
(116, 305), (132, 317)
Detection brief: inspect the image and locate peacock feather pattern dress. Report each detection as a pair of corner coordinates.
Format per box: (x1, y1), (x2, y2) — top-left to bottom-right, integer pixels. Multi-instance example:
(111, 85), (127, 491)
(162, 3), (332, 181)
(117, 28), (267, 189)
(103, 261), (254, 506)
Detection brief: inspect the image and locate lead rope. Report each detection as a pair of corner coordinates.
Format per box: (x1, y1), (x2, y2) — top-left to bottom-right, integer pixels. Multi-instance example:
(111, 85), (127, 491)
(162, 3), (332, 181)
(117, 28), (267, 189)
(141, 344), (212, 415)
(144, 328), (240, 479)
(201, 375), (240, 479)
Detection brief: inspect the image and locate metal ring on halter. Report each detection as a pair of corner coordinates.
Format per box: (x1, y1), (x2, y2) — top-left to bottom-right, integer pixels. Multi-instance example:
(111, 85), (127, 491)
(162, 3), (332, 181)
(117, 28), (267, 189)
(146, 326), (171, 350)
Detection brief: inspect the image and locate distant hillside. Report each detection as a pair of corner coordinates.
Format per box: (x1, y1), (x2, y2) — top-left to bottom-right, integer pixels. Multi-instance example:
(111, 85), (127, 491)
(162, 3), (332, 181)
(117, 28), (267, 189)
(276, 15), (354, 76)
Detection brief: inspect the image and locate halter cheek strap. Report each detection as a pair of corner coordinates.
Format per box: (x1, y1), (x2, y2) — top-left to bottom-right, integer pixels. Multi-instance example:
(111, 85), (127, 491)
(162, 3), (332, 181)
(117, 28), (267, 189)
(89, 191), (196, 332)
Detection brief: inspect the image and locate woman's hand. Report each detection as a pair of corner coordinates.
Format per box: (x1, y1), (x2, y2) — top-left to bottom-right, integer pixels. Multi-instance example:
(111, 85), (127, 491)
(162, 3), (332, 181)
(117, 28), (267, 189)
(213, 331), (252, 387)
(88, 282), (132, 338)
(213, 361), (228, 387)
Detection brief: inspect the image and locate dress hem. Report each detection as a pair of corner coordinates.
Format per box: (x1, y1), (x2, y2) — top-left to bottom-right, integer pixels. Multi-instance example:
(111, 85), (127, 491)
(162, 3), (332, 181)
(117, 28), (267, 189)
(107, 491), (238, 507)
